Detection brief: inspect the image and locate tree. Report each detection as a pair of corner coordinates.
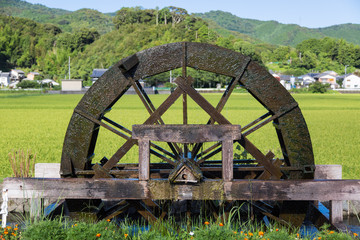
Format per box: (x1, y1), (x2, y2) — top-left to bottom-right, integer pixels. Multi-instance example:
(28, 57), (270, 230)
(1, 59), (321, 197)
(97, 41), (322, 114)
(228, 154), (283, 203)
(309, 82), (330, 93)
(168, 6), (188, 26)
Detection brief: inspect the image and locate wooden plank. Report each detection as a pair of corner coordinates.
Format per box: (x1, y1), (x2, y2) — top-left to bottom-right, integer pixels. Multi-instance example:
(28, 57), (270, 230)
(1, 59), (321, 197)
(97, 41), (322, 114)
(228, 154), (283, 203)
(132, 124), (241, 143)
(315, 165), (342, 179)
(222, 140), (233, 182)
(138, 140), (150, 181)
(3, 178), (360, 201)
(35, 163), (60, 178)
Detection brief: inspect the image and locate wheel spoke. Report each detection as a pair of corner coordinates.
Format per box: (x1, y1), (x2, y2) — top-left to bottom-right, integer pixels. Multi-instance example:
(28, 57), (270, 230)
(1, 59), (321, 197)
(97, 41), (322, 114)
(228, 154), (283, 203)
(242, 102), (298, 137)
(131, 78), (182, 158)
(197, 147), (222, 164)
(191, 59), (250, 157)
(101, 85), (187, 170)
(182, 42), (189, 157)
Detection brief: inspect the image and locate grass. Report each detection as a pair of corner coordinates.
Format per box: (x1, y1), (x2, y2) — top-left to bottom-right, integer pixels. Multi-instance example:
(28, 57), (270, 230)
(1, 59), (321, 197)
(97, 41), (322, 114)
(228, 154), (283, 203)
(0, 92), (359, 179)
(1, 216), (358, 240)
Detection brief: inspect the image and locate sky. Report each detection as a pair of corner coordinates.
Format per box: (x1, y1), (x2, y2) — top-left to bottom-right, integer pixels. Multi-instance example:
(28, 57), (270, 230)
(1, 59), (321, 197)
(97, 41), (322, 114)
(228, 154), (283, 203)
(25, 0), (360, 29)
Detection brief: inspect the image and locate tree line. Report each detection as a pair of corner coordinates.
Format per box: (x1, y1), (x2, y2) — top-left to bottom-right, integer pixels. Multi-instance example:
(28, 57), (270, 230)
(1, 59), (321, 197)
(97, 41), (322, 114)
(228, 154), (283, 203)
(1, 6), (359, 87)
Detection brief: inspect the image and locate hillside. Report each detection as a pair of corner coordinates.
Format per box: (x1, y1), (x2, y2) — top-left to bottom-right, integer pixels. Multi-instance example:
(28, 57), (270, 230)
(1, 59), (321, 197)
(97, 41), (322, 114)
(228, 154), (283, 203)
(48, 9), (114, 34)
(1, 3), (359, 81)
(0, 0), (69, 22)
(0, 0), (113, 34)
(196, 10), (360, 46)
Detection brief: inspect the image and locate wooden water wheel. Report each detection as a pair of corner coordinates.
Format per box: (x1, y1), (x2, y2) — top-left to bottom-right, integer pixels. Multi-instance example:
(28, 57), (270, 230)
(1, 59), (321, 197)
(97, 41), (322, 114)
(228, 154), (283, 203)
(60, 42), (315, 224)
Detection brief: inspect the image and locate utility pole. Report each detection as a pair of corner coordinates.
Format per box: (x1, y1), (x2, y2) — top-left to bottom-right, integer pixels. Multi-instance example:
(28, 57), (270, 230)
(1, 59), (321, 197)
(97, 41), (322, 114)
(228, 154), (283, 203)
(68, 56), (71, 80)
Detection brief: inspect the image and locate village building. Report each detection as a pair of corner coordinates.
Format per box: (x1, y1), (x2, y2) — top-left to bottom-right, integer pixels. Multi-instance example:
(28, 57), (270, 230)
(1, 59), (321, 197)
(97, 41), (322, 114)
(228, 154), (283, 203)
(0, 71), (11, 87)
(298, 74), (316, 87)
(27, 72), (40, 80)
(10, 69), (25, 81)
(90, 69), (107, 84)
(316, 73), (339, 89)
(343, 74), (360, 89)
(61, 79), (83, 91)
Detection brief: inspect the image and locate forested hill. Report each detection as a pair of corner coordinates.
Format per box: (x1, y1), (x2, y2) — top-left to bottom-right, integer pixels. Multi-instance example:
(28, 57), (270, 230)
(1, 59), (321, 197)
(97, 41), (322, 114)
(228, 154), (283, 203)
(0, 0), (69, 22)
(1, 3), (360, 83)
(0, 0), (113, 34)
(196, 11), (360, 46)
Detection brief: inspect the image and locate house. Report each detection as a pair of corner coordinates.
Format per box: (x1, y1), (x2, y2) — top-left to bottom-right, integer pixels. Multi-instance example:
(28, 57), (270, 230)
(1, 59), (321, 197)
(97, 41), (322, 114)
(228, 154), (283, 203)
(40, 79), (59, 86)
(27, 72), (40, 80)
(10, 69), (25, 81)
(298, 74), (316, 87)
(0, 71), (11, 87)
(316, 73), (339, 89)
(343, 74), (360, 89)
(90, 69), (108, 84)
(272, 73), (280, 81)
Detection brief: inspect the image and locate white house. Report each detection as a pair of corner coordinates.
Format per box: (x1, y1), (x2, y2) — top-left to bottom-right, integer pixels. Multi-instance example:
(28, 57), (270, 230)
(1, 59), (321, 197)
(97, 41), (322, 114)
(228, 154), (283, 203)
(10, 69), (25, 81)
(0, 72), (11, 87)
(343, 74), (360, 89)
(299, 74), (316, 87)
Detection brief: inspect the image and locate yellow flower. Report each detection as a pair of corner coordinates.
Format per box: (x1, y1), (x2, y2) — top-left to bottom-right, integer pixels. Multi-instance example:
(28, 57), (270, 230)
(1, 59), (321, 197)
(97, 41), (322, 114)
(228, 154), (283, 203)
(276, 228), (279, 232)
(249, 232), (253, 236)
(259, 231), (264, 236)
(4, 231), (8, 235)
(124, 233), (129, 238)
(233, 231), (237, 234)
(329, 231), (334, 234)
(240, 231), (243, 234)
(318, 237), (322, 240)
(204, 221), (210, 225)
(297, 233), (300, 237)
(11, 232), (16, 237)
(107, 219), (111, 222)
(14, 227), (18, 231)
(75, 224), (78, 227)
(354, 233), (358, 237)
(244, 238), (248, 240)
(96, 233), (101, 237)
(219, 223), (224, 227)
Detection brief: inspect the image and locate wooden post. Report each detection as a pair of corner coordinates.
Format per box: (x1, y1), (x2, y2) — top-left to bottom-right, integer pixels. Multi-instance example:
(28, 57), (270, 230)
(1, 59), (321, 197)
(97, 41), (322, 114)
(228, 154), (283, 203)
(222, 140), (233, 181)
(315, 165), (343, 224)
(330, 200), (343, 224)
(138, 140), (150, 180)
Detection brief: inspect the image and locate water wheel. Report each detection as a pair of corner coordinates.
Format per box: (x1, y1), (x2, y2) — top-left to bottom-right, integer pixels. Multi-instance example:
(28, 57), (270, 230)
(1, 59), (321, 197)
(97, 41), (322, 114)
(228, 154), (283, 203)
(60, 42), (315, 224)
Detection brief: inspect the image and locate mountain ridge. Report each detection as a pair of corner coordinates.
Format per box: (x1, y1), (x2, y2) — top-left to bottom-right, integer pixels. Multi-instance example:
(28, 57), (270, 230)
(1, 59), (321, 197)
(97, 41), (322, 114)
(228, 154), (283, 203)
(195, 10), (360, 46)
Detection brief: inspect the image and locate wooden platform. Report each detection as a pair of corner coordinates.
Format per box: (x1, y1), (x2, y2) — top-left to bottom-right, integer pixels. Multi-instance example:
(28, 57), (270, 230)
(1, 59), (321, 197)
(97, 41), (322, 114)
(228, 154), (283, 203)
(2, 164), (352, 224)
(3, 178), (360, 201)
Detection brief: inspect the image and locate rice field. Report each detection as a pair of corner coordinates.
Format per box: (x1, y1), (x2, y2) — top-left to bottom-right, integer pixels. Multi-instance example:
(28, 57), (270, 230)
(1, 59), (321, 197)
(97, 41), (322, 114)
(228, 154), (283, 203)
(0, 92), (359, 179)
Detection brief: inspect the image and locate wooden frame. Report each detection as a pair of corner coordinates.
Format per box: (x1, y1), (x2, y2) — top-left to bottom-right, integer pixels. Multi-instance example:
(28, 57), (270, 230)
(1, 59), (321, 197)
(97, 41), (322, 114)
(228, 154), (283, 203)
(132, 124), (241, 181)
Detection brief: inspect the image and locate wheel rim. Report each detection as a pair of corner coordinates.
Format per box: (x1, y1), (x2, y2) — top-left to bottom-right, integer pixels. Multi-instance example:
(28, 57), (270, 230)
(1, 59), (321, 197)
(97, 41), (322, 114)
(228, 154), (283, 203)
(61, 42), (314, 180)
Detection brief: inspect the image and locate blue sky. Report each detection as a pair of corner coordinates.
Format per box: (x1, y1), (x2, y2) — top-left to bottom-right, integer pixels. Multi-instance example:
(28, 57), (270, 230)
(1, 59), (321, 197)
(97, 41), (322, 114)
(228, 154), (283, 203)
(26, 0), (360, 28)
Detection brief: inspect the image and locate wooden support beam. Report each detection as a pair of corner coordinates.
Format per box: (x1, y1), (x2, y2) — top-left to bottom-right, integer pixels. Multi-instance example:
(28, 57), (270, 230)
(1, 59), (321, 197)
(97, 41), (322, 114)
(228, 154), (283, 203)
(138, 140), (150, 181)
(3, 178), (360, 201)
(330, 200), (343, 224)
(222, 140), (233, 182)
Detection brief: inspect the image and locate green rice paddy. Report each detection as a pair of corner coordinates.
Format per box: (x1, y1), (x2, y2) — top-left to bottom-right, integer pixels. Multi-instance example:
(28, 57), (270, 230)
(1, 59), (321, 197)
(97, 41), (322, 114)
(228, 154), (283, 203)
(0, 92), (359, 179)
